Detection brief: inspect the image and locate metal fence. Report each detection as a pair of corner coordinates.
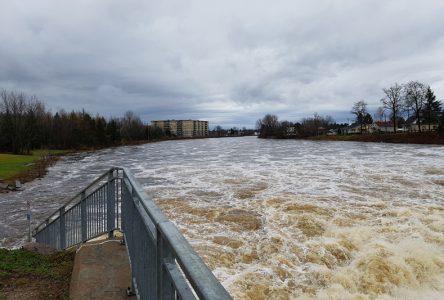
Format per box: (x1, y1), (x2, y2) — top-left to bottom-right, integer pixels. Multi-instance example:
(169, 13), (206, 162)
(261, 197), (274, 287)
(33, 167), (232, 300)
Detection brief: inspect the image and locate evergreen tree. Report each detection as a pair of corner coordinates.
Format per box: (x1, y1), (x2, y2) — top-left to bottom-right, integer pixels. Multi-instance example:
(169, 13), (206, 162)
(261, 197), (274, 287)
(423, 87), (441, 132)
(364, 113), (373, 130)
(439, 112), (444, 134)
(106, 118), (121, 144)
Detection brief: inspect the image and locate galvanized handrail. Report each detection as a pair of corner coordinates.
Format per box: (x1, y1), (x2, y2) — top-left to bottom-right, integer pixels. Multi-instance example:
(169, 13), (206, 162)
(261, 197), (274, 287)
(33, 167), (232, 300)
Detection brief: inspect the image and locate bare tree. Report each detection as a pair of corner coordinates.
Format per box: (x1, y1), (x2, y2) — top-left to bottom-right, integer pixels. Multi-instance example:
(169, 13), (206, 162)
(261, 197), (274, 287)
(404, 81), (427, 132)
(375, 106), (386, 122)
(1, 90), (27, 153)
(351, 100), (368, 133)
(256, 114), (280, 138)
(120, 111), (145, 141)
(300, 113), (334, 136)
(381, 83), (403, 134)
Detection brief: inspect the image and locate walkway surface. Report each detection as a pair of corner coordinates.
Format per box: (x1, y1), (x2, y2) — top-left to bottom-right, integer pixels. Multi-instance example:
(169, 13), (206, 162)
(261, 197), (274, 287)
(70, 239), (134, 300)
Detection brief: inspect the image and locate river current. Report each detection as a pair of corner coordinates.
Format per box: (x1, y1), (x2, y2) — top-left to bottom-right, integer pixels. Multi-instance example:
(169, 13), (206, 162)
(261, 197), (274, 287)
(1, 136), (443, 299)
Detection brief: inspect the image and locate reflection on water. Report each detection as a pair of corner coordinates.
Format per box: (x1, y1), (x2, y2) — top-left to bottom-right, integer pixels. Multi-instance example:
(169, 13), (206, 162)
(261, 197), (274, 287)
(1, 137), (443, 299)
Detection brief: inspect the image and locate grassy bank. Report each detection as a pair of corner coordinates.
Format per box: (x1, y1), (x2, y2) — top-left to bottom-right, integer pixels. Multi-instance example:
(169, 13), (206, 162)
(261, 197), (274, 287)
(0, 150), (68, 186)
(308, 132), (444, 145)
(0, 248), (75, 299)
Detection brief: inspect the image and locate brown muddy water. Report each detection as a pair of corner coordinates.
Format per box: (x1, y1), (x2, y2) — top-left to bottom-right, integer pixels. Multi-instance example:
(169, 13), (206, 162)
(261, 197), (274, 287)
(1, 137), (443, 299)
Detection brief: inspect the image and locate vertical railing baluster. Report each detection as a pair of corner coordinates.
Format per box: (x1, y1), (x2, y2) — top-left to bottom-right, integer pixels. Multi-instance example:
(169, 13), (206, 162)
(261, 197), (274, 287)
(97, 190), (100, 233)
(59, 206), (66, 250)
(67, 211), (70, 246)
(93, 192), (96, 236)
(45, 219), (49, 245)
(107, 170), (116, 238)
(157, 232), (174, 300)
(81, 191), (87, 242)
(93, 195), (95, 238)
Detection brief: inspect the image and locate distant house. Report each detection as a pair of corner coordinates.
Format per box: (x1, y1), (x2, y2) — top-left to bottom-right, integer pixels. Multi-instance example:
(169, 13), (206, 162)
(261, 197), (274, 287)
(317, 126), (327, 135)
(405, 116), (440, 132)
(327, 129), (338, 136)
(372, 121), (395, 133)
(286, 126), (297, 136)
(344, 123), (365, 134)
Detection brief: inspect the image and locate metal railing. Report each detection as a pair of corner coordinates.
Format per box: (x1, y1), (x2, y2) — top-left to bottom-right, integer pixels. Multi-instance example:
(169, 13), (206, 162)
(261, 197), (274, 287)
(33, 167), (232, 300)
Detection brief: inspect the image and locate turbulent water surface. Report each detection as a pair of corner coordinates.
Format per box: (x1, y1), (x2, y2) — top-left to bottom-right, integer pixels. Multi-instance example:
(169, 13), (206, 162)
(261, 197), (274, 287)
(1, 137), (443, 299)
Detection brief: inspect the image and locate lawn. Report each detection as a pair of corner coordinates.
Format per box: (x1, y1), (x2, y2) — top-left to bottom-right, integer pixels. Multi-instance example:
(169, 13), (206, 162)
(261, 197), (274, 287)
(0, 248), (75, 299)
(0, 150), (67, 181)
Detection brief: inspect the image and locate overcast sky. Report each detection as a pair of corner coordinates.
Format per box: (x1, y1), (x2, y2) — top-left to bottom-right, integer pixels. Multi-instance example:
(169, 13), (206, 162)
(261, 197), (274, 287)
(1, 0), (444, 128)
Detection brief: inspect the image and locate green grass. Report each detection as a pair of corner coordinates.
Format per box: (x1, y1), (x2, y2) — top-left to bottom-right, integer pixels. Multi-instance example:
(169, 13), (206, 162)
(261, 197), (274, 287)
(0, 248), (74, 299)
(0, 149), (67, 181)
(0, 153), (39, 180)
(0, 248), (59, 279)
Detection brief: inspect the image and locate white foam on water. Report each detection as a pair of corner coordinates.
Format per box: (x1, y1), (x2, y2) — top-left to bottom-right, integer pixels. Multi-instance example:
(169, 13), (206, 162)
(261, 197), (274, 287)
(1, 137), (443, 299)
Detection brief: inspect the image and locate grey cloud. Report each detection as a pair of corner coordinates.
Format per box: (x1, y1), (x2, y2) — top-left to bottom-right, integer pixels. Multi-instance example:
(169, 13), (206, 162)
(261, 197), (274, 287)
(1, 0), (444, 127)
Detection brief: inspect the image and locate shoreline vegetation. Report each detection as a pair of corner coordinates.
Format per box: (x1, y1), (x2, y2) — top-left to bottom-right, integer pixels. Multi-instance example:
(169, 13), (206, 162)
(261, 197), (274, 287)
(0, 89), (252, 191)
(256, 81), (444, 144)
(307, 132), (444, 145)
(0, 150), (68, 188)
(0, 245), (75, 299)
(256, 112), (444, 145)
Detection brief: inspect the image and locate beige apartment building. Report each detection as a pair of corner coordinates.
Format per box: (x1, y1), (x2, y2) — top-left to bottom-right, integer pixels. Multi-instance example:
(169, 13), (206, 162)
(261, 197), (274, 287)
(151, 120), (209, 137)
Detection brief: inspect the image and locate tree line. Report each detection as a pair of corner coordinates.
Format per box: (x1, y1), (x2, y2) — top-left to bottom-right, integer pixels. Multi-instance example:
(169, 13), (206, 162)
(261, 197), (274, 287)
(0, 90), (165, 154)
(257, 81), (443, 138)
(210, 125), (255, 137)
(358, 81), (442, 133)
(256, 113), (347, 138)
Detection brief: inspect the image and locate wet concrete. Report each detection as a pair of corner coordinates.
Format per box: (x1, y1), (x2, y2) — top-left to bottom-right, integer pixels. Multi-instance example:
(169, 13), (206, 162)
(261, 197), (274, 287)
(70, 239), (134, 300)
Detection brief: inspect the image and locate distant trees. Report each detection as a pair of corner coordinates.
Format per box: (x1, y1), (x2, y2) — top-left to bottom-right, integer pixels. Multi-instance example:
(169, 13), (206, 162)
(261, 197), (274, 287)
(404, 81), (427, 132)
(0, 91), (44, 154)
(377, 82), (443, 133)
(374, 107), (386, 122)
(351, 100), (371, 133)
(423, 87), (441, 132)
(120, 111), (145, 141)
(213, 125), (224, 137)
(364, 113), (373, 127)
(300, 113), (334, 136)
(256, 114), (281, 138)
(0, 89), (166, 154)
(257, 80), (443, 139)
(439, 113), (444, 134)
(146, 125), (164, 140)
(381, 83), (404, 134)
(210, 126), (255, 137)
(256, 113), (336, 138)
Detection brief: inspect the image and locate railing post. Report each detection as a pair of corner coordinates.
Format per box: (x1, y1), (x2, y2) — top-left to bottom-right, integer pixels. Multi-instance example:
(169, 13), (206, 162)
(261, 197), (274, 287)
(157, 231), (175, 300)
(107, 170), (116, 238)
(59, 206), (66, 250)
(81, 191), (87, 242)
(44, 219), (49, 244)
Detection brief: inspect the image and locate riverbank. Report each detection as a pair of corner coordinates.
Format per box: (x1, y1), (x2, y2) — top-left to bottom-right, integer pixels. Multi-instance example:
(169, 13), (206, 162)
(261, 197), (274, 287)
(0, 136), (218, 192)
(0, 150), (69, 192)
(0, 245), (75, 299)
(305, 132), (444, 145)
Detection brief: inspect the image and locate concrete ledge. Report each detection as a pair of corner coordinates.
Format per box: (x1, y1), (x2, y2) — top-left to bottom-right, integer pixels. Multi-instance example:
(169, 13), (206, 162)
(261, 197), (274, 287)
(69, 239), (133, 300)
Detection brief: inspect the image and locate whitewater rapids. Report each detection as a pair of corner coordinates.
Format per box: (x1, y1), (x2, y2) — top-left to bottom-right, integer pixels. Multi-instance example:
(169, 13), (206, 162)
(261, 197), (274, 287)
(1, 137), (443, 299)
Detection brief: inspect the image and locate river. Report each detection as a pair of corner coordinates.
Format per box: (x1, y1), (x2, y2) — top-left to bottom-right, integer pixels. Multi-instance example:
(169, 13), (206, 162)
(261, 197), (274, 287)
(1, 136), (443, 299)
